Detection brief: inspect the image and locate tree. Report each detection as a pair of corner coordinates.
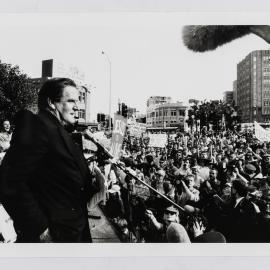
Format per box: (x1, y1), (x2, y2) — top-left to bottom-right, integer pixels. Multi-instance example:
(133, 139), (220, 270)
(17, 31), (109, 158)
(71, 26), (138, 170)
(0, 61), (38, 123)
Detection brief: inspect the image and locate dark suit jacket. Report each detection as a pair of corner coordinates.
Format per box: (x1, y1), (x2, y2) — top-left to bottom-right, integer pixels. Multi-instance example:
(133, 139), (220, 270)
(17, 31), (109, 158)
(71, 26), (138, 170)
(227, 197), (258, 243)
(0, 110), (97, 242)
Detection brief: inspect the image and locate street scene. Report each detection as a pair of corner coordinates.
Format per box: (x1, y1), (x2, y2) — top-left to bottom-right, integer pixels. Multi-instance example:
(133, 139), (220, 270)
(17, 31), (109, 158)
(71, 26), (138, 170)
(1, 14), (270, 243)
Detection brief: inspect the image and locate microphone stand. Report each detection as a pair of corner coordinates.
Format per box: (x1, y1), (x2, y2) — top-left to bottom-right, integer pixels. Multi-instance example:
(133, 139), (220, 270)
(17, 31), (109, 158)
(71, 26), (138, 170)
(83, 130), (186, 214)
(114, 162), (186, 213)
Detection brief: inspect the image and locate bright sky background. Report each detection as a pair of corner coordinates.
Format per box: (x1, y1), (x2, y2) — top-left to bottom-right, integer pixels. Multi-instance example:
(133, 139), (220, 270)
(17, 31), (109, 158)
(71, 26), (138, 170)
(0, 12), (270, 121)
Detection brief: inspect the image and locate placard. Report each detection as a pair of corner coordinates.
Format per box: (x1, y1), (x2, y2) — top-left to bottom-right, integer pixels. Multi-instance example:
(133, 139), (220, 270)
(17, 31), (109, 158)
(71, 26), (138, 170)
(148, 134), (167, 148)
(110, 114), (127, 159)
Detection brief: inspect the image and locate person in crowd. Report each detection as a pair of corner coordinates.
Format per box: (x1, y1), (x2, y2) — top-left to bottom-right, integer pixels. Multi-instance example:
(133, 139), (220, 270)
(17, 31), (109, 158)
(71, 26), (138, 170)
(164, 157), (178, 179)
(191, 165), (204, 189)
(0, 78), (99, 243)
(261, 153), (270, 176)
(207, 169), (222, 195)
(144, 205), (190, 243)
(136, 154), (158, 178)
(226, 180), (259, 242)
(175, 158), (191, 177)
(175, 175), (200, 214)
(0, 120), (12, 153)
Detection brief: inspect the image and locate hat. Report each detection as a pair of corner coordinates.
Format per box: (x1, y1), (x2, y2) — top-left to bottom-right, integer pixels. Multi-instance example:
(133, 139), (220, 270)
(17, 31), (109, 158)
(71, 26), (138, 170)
(244, 164), (256, 172)
(156, 169), (166, 177)
(166, 223), (191, 243)
(165, 205), (179, 214)
(224, 182), (232, 188)
(193, 231), (226, 243)
(123, 157), (134, 167)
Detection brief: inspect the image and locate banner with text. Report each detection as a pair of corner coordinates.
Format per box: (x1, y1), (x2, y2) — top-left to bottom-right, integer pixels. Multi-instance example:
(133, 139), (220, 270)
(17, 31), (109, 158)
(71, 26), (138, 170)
(148, 133), (167, 148)
(110, 114), (127, 159)
(254, 121), (270, 142)
(128, 122), (147, 138)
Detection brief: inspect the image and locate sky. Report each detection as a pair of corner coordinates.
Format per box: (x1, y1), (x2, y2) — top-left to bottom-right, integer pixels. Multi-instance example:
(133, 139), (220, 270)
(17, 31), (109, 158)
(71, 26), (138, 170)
(0, 12), (269, 121)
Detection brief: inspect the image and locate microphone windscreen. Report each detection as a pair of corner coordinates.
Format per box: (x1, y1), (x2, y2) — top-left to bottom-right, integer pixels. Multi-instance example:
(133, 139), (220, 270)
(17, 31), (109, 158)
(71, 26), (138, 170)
(182, 25), (251, 52)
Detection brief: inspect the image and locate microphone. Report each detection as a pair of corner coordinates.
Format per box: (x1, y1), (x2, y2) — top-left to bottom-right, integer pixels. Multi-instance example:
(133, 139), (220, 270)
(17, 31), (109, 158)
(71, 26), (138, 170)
(182, 25), (270, 52)
(83, 130), (114, 160)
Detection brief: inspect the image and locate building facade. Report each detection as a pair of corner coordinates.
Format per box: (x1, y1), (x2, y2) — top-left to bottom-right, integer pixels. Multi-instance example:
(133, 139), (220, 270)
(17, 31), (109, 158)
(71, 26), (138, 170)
(223, 91), (234, 104)
(237, 50), (270, 123)
(233, 80), (237, 106)
(146, 96), (188, 130)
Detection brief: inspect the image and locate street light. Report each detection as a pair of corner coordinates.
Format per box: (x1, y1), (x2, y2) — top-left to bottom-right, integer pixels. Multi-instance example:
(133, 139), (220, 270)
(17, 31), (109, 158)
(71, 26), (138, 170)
(102, 50), (112, 132)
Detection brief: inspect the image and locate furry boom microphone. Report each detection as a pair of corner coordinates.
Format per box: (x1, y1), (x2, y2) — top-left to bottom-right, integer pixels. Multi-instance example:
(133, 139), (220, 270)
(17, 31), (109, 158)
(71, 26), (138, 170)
(182, 25), (270, 52)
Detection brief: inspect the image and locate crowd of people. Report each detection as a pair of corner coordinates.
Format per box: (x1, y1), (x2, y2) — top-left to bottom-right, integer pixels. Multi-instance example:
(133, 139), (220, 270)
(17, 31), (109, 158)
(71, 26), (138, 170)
(98, 127), (270, 243)
(2, 90), (270, 243)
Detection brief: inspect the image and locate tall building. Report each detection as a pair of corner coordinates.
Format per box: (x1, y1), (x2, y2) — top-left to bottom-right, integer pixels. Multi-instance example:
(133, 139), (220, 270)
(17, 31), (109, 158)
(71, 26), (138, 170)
(237, 50), (270, 123)
(223, 91), (234, 104)
(30, 59), (92, 123)
(233, 80), (237, 106)
(146, 96), (188, 131)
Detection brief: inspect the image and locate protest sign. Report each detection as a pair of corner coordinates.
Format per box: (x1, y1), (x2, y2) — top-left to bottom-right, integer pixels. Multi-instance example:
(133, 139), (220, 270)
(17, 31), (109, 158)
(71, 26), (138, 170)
(241, 123), (254, 132)
(254, 121), (270, 142)
(148, 133), (167, 148)
(110, 114), (127, 159)
(128, 122), (147, 138)
(169, 134), (177, 141)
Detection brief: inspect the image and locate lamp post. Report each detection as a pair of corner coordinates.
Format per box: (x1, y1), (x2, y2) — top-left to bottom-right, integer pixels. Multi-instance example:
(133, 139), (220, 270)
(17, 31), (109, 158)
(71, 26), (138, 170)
(102, 51), (112, 132)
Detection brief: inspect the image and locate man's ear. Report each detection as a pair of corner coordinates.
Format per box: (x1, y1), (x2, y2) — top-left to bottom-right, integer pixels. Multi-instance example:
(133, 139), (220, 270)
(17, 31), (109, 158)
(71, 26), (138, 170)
(47, 98), (56, 110)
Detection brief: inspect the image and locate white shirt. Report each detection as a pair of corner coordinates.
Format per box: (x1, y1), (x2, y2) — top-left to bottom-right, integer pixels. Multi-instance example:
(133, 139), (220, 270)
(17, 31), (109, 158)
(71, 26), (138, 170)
(234, 197), (244, 208)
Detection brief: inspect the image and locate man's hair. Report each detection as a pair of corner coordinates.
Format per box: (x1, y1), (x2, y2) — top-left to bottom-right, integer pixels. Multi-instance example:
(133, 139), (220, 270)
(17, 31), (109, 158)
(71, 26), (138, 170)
(38, 78), (77, 111)
(232, 180), (248, 197)
(184, 174), (195, 182)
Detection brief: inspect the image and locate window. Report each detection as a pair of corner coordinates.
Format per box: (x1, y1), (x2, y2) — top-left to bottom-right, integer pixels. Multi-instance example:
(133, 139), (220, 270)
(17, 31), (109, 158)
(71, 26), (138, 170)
(171, 110), (176, 116)
(79, 92), (86, 103)
(78, 109), (85, 119)
(179, 110), (185, 116)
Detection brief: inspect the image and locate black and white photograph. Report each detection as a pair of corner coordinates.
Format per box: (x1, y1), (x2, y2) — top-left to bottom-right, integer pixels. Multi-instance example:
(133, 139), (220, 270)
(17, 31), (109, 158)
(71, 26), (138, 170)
(1, 7), (270, 262)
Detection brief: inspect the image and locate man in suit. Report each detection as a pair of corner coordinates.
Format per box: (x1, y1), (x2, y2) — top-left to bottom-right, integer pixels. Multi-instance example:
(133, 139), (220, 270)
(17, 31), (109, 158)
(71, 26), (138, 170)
(0, 78), (98, 243)
(226, 180), (259, 242)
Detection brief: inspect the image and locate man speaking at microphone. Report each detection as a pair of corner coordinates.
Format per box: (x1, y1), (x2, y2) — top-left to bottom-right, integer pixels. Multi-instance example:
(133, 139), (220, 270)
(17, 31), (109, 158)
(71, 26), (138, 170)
(0, 78), (99, 243)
